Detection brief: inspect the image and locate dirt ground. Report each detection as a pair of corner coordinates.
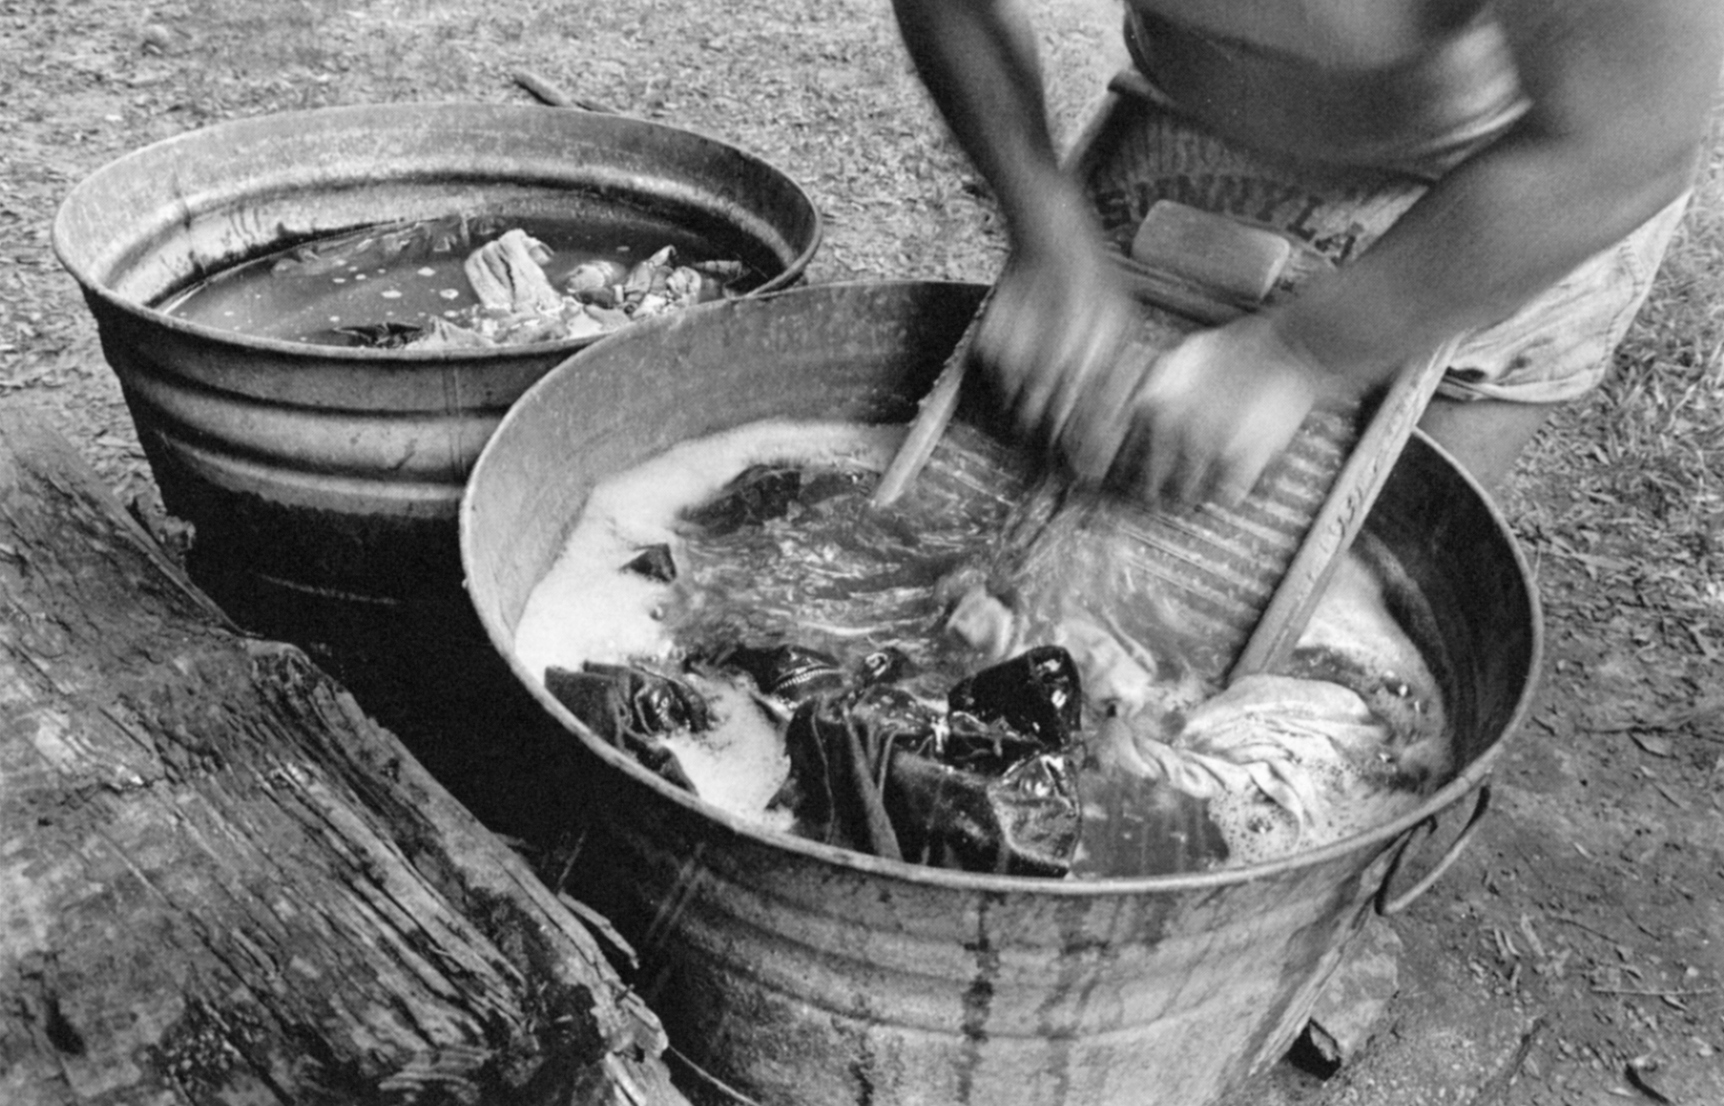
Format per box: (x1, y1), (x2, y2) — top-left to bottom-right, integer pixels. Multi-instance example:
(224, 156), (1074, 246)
(3, 1), (1722, 1104)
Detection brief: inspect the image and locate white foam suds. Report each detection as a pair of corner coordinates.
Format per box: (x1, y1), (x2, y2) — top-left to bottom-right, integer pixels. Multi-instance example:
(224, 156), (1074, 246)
(514, 419), (902, 823)
(514, 419), (901, 678)
(514, 416), (1450, 868)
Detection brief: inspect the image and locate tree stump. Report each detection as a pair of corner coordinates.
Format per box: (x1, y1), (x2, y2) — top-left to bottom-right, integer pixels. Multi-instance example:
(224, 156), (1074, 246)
(0, 401), (689, 1105)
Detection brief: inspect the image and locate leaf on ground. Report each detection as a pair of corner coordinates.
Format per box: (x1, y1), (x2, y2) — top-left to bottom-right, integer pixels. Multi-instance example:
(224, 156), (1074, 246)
(1631, 732), (1677, 757)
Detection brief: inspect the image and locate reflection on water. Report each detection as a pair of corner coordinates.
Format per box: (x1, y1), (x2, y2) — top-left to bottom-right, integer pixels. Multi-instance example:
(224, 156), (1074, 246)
(159, 213), (756, 349)
(517, 416), (1453, 878)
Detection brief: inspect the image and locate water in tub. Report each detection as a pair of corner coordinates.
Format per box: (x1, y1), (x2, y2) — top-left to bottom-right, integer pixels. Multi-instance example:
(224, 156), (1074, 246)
(514, 417), (1451, 873)
(159, 213), (752, 349)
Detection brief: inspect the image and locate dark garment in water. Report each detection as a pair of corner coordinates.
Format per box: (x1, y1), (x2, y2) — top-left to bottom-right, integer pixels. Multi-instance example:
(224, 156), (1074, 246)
(680, 463), (871, 537)
(777, 652), (1084, 877)
(332, 320), (425, 349)
(890, 747), (1082, 878)
(622, 543), (678, 583)
(948, 644), (1083, 748)
(1073, 773), (1231, 877)
(544, 662), (707, 793)
(703, 641), (849, 704)
(681, 464), (804, 535)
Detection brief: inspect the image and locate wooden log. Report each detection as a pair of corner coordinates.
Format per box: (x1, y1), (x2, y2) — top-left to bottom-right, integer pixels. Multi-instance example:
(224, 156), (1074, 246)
(0, 401), (689, 1106)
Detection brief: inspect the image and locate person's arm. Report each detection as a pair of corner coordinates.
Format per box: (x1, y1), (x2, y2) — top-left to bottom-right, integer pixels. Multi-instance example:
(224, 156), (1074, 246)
(890, 0), (1064, 240)
(1278, 0), (1720, 386)
(891, 0), (1145, 450)
(1109, 0), (1724, 504)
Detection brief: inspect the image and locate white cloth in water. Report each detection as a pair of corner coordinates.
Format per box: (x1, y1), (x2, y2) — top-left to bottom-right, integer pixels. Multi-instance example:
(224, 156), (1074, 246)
(463, 228), (564, 314)
(1112, 673), (1434, 865)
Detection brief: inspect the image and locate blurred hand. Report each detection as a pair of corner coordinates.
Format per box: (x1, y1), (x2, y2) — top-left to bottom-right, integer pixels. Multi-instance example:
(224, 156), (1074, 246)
(975, 220), (1355, 510)
(1108, 311), (1340, 507)
(971, 222), (1144, 457)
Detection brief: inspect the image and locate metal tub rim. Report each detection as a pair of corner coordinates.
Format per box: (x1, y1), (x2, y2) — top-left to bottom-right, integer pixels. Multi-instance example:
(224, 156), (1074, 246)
(52, 99), (823, 369)
(460, 277), (1543, 900)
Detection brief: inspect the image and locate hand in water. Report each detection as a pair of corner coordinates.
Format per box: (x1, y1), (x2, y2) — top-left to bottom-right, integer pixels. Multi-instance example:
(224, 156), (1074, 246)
(975, 221), (1352, 510)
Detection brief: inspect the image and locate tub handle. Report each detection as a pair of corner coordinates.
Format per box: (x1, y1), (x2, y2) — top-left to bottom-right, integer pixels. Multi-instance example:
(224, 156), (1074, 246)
(1375, 783), (1491, 917)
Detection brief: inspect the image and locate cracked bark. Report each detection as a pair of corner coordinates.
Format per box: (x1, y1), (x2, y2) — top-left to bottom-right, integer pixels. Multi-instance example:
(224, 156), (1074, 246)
(0, 402), (688, 1106)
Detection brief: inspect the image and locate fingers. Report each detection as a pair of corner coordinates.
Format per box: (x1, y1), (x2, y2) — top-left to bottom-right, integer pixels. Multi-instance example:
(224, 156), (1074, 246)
(972, 281), (1057, 430)
(1119, 329), (1317, 509)
(1125, 338), (1209, 506)
(974, 268), (1136, 458)
(1146, 399), (1292, 510)
(1132, 395), (1185, 505)
(1041, 310), (1127, 443)
(975, 263), (1325, 510)
(1207, 423), (1291, 507)
(1055, 332), (1152, 483)
(1011, 318), (1100, 445)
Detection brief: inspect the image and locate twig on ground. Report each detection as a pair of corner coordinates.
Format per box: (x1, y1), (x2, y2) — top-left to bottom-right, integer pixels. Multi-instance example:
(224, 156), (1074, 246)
(512, 69), (612, 112)
(1463, 1016), (1545, 1106)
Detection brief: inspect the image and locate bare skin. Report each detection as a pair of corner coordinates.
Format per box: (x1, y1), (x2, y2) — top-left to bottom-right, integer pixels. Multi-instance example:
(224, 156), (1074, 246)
(890, 0), (1724, 501)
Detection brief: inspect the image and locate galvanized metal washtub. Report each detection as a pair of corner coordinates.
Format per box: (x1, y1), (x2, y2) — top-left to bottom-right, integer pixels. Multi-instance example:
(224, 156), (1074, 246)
(460, 281), (1541, 1106)
(52, 101), (821, 624)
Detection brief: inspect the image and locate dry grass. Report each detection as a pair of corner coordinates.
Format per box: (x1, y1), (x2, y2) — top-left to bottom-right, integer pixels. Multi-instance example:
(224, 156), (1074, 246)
(4, 0), (1721, 625)
(1506, 88), (1724, 649)
(7, 0), (1717, 650)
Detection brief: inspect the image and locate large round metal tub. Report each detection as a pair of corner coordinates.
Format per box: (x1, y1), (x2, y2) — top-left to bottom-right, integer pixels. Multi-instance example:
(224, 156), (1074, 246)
(460, 281), (1541, 1106)
(53, 101), (820, 621)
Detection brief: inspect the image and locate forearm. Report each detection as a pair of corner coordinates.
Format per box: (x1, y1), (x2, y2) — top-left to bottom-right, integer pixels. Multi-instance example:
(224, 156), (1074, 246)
(1271, 0), (1722, 390)
(890, 0), (1091, 254)
(1273, 129), (1701, 386)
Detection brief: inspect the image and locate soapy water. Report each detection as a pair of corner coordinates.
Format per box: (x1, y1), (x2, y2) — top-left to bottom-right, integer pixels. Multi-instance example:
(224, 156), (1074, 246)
(516, 420), (909, 833)
(515, 417), (1451, 874)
